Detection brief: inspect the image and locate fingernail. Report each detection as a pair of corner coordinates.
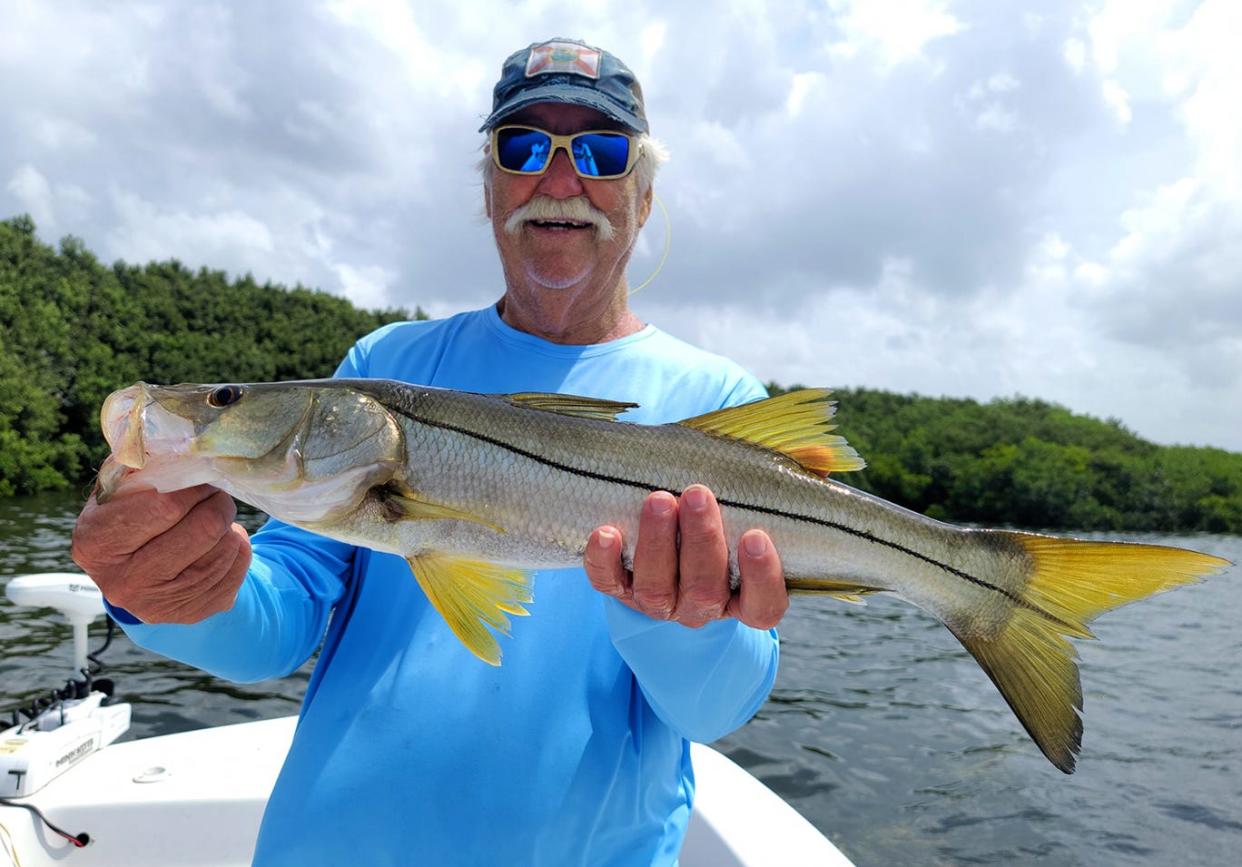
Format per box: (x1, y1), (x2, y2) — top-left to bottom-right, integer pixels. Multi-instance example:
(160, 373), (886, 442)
(683, 486), (707, 511)
(649, 495), (675, 516)
(596, 529), (616, 550)
(743, 533), (768, 558)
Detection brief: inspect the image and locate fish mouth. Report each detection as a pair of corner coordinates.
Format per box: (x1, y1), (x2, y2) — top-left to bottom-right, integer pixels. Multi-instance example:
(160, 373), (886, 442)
(101, 385), (148, 469)
(100, 384), (196, 469)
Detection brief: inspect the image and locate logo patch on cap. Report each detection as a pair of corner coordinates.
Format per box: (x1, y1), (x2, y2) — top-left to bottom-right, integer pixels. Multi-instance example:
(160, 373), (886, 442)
(525, 40), (602, 79)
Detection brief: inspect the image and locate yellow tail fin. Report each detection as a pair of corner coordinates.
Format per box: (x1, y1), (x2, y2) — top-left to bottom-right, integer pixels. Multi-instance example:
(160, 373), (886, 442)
(953, 534), (1229, 773)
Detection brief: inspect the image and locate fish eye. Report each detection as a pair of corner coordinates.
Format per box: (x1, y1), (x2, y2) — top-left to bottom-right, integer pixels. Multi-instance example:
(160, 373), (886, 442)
(207, 385), (244, 408)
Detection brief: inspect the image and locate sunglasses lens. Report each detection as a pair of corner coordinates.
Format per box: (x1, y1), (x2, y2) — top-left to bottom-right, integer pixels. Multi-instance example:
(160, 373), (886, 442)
(495, 128), (634, 177)
(496, 127), (553, 173)
(572, 133), (631, 177)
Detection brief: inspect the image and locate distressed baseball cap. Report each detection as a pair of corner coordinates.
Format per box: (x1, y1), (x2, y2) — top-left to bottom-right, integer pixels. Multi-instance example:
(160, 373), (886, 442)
(479, 38), (649, 134)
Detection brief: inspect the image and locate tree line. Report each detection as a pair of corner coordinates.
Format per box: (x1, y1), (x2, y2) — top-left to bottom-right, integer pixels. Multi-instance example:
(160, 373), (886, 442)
(765, 384), (1241, 533)
(3, 215), (1239, 532)
(0, 215), (412, 496)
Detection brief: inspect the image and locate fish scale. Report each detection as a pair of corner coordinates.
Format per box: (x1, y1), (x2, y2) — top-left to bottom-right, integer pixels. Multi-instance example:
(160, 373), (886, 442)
(97, 377), (1231, 773)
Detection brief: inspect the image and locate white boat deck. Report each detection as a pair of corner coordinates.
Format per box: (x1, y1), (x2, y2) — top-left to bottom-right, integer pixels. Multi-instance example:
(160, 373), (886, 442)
(2, 715), (851, 866)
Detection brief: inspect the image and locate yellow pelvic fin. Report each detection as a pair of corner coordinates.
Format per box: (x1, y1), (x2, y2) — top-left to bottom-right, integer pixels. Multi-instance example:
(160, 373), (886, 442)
(379, 487), (504, 535)
(954, 533), (1230, 773)
(679, 389), (866, 477)
(504, 392), (638, 422)
(407, 552), (535, 666)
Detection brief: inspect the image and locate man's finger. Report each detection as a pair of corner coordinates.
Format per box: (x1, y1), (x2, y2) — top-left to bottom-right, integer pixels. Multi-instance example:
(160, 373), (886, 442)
(174, 526), (252, 624)
(74, 484), (221, 562)
(175, 520), (244, 587)
(672, 485), (729, 628)
(630, 491), (679, 619)
(584, 526), (631, 600)
(730, 529), (788, 630)
(132, 490), (237, 581)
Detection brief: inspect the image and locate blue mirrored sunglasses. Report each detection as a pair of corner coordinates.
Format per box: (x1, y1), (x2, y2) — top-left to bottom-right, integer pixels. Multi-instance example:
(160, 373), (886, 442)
(491, 125), (640, 179)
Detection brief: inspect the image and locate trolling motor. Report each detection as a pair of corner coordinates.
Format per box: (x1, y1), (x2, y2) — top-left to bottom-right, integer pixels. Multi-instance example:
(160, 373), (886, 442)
(2, 573), (131, 797)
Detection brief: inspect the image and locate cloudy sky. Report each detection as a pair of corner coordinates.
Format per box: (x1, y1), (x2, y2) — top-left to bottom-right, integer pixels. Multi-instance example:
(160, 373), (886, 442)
(3, 0), (1239, 450)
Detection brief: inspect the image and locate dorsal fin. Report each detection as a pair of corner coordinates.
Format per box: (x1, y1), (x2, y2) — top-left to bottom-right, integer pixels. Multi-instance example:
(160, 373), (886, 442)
(679, 389), (866, 477)
(504, 392), (638, 422)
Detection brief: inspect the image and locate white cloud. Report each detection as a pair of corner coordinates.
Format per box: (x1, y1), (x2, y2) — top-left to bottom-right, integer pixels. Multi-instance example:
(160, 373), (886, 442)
(640, 20), (667, 63)
(974, 104), (1017, 133)
(1162, 0), (1242, 197)
(968, 73), (1020, 99)
(826, 0), (962, 69)
(334, 263), (396, 310)
(785, 72), (822, 118)
(1063, 37), (1087, 74)
(7, 165), (55, 230)
(1101, 78), (1132, 125)
(28, 114), (98, 151)
(108, 190), (274, 266)
(6, 165), (93, 233)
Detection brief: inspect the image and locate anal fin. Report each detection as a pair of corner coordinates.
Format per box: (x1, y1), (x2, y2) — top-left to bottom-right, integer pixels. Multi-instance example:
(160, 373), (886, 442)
(408, 553), (534, 666)
(785, 576), (878, 604)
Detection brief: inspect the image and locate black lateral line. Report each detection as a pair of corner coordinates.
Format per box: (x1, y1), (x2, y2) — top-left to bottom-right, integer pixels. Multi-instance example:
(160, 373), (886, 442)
(398, 410), (1070, 627)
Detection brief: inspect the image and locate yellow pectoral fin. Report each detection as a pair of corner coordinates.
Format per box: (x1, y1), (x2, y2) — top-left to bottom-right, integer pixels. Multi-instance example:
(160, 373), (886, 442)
(679, 389), (866, 477)
(380, 488), (505, 534)
(407, 553), (535, 666)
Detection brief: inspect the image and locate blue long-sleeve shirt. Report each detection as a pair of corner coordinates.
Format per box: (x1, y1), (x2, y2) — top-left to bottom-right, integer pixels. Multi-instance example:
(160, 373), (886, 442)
(112, 306), (779, 866)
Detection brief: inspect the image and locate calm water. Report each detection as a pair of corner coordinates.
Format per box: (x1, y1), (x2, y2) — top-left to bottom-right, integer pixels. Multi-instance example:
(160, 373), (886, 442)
(2, 492), (1239, 865)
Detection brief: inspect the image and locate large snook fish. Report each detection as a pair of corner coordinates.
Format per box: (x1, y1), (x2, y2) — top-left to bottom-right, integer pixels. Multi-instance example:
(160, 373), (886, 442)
(97, 379), (1229, 773)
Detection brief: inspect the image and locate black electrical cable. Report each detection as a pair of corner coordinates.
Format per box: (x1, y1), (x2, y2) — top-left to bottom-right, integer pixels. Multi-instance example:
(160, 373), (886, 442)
(86, 616), (116, 674)
(4, 615), (119, 728)
(0, 797), (89, 847)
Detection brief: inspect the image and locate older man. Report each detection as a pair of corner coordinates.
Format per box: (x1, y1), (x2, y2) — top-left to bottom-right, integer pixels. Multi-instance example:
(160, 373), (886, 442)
(72, 39), (789, 866)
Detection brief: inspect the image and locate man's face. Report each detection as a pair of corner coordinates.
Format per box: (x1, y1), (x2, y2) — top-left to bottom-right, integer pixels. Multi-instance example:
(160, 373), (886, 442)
(486, 102), (653, 292)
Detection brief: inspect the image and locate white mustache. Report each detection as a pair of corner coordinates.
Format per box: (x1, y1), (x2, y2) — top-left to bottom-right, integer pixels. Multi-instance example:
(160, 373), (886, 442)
(503, 196), (615, 241)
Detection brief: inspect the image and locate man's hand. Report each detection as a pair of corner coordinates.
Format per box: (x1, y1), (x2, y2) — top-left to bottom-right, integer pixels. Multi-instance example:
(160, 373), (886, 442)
(583, 484), (789, 630)
(71, 482), (251, 625)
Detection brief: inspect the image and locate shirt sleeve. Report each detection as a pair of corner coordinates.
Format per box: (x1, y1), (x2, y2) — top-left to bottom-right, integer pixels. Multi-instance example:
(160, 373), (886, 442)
(605, 601), (779, 743)
(109, 526), (354, 683)
(104, 352), (370, 683)
(603, 368), (779, 743)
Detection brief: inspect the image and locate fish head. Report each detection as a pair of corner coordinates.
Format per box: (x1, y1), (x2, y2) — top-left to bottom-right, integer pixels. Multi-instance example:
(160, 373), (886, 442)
(99, 381), (405, 523)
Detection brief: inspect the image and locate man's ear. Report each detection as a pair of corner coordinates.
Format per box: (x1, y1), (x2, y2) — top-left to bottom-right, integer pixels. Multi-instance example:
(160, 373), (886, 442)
(482, 149), (494, 219)
(638, 184), (653, 227)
